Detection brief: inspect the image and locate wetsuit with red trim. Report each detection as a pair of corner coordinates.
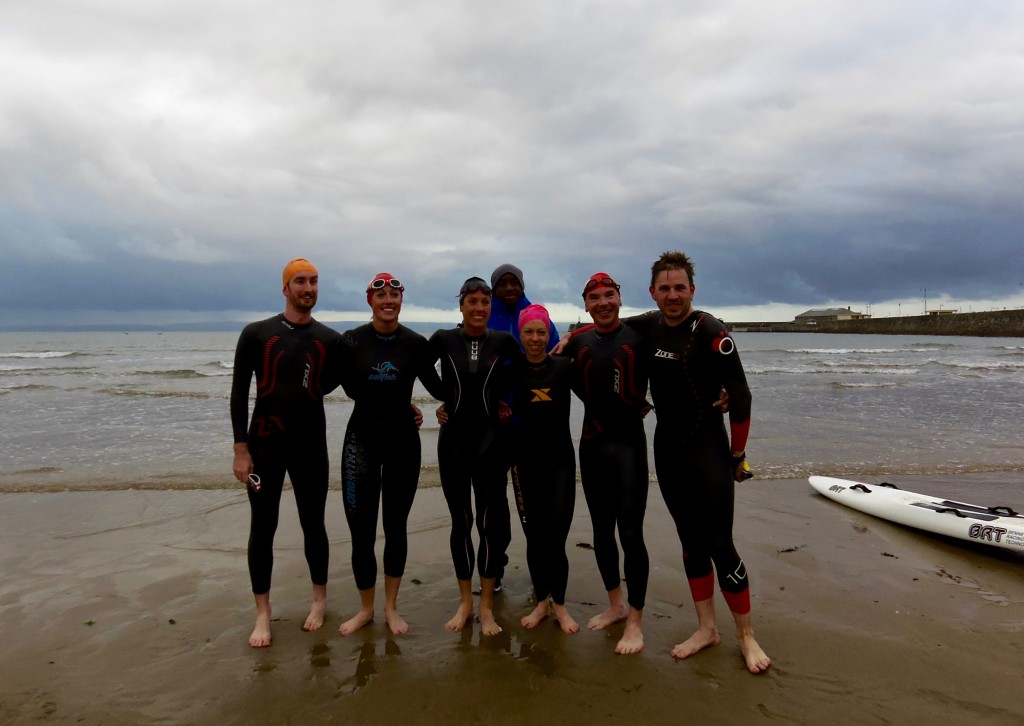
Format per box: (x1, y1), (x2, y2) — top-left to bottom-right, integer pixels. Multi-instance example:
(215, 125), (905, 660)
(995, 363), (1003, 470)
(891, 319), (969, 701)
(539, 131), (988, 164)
(230, 314), (342, 595)
(562, 323), (650, 612)
(336, 323), (446, 591)
(507, 353), (576, 606)
(626, 310), (753, 614)
(429, 327), (519, 581)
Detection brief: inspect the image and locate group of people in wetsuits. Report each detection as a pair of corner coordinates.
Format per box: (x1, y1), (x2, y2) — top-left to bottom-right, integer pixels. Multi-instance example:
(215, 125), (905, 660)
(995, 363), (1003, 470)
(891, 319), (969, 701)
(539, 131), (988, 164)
(230, 253), (770, 674)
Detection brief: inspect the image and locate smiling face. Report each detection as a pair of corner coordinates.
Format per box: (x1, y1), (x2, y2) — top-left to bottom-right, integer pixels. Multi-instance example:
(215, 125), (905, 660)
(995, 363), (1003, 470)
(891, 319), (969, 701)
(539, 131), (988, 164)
(460, 290), (491, 334)
(650, 268), (695, 326)
(520, 319), (550, 362)
(283, 271), (318, 318)
(370, 287), (403, 331)
(494, 273), (524, 307)
(584, 286), (621, 332)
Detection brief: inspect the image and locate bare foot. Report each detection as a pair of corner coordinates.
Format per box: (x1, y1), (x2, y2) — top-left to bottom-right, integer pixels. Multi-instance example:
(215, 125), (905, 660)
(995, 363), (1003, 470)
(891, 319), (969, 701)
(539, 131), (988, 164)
(739, 633), (771, 674)
(479, 608), (503, 636)
(303, 597), (327, 632)
(671, 627), (721, 660)
(384, 607), (409, 636)
(520, 601), (550, 629)
(249, 611), (272, 648)
(551, 603), (580, 634)
(615, 618), (644, 655)
(445, 602), (474, 632)
(587, 603), (629, 631)
(338, 609), (374, 636)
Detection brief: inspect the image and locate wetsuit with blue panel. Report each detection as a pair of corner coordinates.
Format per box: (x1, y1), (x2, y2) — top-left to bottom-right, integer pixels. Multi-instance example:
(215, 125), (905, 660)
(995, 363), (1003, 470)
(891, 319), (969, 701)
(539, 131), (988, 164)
(337, 323), (446, 591)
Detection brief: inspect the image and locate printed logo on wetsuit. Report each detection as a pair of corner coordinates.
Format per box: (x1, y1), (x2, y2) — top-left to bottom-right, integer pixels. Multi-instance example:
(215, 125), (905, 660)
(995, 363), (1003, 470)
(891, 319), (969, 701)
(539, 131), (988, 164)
(613, 368), (621, 393)
(712, 332), (735, 355)
(302, 362), (311, 388)
(653, 349), (679, 361)
(369, 361), (399, 381)
(529, 388), (553, 402)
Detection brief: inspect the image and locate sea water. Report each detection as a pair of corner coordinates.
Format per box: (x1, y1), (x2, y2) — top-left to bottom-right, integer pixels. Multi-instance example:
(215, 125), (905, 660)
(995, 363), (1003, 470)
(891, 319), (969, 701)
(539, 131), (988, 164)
(1, 328), (1022, 501)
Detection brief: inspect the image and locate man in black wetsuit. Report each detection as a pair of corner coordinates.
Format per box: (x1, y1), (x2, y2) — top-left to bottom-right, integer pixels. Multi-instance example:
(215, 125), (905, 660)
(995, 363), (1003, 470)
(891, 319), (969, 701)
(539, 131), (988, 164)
(562, 272), (651, 655)
(230, 258), (341, 648)
(638, 251), (770, 673)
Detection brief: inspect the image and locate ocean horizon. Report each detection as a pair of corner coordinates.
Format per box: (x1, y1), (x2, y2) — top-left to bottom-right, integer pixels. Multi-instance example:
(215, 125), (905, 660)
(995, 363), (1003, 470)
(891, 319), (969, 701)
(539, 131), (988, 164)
(2, 329), (1022, 500)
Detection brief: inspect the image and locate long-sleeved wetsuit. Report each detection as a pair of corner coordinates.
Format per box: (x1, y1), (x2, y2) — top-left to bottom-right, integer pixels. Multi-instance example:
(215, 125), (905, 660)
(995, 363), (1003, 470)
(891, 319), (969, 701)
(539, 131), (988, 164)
(429, 327), (519, 581)
(508, 354), (576, 605)
(627, 310), (754, 613)
(336, 323), (446, 591)
(230, 314), (341, 594)
(563, 324), (650, 611)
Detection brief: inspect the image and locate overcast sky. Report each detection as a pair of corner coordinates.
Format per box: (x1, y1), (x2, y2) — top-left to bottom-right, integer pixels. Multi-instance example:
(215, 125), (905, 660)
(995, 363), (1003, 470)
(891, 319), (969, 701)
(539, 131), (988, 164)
(2, 0), (1023, 328)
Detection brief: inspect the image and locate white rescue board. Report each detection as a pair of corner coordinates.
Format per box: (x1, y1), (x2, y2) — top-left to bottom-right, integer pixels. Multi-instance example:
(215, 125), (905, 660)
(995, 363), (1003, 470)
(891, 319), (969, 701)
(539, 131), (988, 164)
(808, 475), (1024, 553)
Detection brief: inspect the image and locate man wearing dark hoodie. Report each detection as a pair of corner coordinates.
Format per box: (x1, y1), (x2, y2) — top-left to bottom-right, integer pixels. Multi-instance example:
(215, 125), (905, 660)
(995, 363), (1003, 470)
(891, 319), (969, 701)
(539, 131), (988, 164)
(487, 263), (560, 351)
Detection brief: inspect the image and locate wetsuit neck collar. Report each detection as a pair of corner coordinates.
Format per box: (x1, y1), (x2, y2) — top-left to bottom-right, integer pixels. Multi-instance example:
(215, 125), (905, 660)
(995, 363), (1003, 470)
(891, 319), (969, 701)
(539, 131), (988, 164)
(594, 322), (623, 338)
(279, 312), (314, 329)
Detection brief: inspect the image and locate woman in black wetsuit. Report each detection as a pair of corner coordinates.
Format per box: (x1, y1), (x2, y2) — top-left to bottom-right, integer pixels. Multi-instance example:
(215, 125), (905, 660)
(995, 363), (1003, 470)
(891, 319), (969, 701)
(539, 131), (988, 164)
(335, 273), (445, 636)
(429, 277), (519, 635)
(509, 304), (580, 634)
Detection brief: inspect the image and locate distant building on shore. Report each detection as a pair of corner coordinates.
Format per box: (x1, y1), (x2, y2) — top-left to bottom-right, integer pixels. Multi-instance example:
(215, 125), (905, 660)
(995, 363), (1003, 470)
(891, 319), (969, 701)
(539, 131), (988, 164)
(794, 307), (870, 325)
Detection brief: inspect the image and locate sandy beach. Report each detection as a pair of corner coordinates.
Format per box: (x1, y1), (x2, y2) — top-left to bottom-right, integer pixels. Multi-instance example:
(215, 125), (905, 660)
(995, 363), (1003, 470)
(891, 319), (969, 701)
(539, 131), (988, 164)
(2, 477), (1022, 725)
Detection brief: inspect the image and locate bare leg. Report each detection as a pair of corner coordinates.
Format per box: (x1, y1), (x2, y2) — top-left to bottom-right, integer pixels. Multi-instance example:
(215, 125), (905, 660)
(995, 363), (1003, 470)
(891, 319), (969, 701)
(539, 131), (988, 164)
(303, 583), (327, 632)
(615, 607), (644, 655)
(521, 598), (550, 629)
(445, 579), (474, 632)
(551, 602), (580, 634)
(478, 577), (503, 635)
(734, 611), (771, 674)
(587, 586), (629, 630)
(250, 592), (272, 648)
(339, 587), (375, 635)
(671, 596), (721, 660)
(383, 574), (408, 635)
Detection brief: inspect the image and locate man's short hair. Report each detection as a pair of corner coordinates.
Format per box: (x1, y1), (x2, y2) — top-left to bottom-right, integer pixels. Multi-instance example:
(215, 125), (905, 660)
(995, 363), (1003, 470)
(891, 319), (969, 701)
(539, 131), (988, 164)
(650, 251), (695, 287)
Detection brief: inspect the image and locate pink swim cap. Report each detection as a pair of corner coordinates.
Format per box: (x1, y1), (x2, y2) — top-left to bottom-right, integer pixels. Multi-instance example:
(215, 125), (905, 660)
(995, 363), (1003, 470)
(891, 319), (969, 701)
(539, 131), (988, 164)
(518, 303), (551, 332)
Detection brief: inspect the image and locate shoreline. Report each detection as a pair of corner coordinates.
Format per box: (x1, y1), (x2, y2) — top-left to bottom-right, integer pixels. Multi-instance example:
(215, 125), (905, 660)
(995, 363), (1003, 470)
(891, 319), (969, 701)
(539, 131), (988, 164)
(2, 479), (1022, 724)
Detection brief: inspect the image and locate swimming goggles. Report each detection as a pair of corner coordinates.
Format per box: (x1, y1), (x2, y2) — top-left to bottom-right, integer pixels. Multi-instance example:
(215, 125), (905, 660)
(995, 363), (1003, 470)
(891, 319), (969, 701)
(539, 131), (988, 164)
(367, 278), (404, 291)
(457, 278), (492, 297)
(582, 276), (620, 297)
(247, 473), (262, 492)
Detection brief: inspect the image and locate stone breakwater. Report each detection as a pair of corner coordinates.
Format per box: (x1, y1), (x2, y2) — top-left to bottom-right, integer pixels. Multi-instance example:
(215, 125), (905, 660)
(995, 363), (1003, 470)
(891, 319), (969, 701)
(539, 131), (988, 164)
(730, 309), (1024, 337)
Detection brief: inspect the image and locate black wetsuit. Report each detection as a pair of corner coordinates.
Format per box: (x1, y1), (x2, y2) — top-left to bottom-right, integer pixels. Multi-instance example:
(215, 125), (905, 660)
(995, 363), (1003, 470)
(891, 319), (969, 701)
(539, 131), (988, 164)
(429, 327), (519, 581)
(627, 310), (754, 613)
(230, 314), (341, 595)
(508, 354), (576, 605)
(563, 324), (650, 611)
(337, 323), (446, 591)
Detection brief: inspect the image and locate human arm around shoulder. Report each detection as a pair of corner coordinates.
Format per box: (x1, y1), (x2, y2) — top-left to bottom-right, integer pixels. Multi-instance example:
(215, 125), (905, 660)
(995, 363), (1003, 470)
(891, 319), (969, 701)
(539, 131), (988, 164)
(414, 333), (447, 401)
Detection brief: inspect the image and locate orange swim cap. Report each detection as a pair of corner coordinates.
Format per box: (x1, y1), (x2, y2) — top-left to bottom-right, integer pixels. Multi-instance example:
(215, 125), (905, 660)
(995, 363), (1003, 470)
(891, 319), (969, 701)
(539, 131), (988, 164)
(282, 258), (318, 286)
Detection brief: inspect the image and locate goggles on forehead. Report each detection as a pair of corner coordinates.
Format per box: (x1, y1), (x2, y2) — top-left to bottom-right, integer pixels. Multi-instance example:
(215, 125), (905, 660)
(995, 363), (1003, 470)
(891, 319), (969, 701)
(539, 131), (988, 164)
(367, 278), (404, 292)
(458, 278), (492, 297)
(582, 276), (620, 297)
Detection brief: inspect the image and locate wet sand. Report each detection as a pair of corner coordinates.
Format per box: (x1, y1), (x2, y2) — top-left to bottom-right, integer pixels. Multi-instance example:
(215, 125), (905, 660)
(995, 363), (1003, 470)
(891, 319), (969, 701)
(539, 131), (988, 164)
(1, 478), (1022, 725)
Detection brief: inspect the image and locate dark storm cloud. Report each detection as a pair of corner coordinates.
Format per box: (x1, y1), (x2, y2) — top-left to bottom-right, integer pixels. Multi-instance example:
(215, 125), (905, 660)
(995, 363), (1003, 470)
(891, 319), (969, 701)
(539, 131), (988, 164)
(1, 0), (1022, 327)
